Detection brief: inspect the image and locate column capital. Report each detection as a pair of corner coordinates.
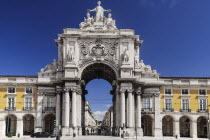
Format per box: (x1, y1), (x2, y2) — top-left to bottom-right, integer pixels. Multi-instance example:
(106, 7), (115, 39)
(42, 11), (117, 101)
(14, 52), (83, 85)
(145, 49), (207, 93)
(38, 92), (45, 96)
(127, 89), (134, 93)
(153, 93), (160, 97)
(120, 89), (126, 93)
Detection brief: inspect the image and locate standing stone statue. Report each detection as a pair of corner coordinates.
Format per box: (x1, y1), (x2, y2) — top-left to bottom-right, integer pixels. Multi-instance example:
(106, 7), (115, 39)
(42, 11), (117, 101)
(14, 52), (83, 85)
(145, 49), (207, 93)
(88, 1), (111, 22)
(123, 49), (129, 62)
(68, 47), (74, 62)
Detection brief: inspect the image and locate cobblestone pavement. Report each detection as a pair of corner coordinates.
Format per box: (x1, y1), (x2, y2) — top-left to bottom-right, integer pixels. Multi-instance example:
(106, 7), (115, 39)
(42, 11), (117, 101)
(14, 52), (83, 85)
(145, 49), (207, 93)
(0, 136), (208, 140)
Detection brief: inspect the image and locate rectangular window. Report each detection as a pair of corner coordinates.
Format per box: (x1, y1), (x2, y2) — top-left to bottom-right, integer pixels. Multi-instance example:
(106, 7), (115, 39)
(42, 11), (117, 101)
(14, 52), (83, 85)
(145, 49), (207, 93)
(182, 99), (189, 110)
(47, 97), (53, 107)
(199, 89), (206, 95)
(25, 98), (32, 109)
(182, 89), (188, 95)
(199, 99), (206, 111)
(8, 87), (15, 93)
(165, 99), (172, 111)
(26, 87), (33, 94)
(165, 89), (171, 95)
(8, 97), (15, 109)
(143, 98), (150, 111)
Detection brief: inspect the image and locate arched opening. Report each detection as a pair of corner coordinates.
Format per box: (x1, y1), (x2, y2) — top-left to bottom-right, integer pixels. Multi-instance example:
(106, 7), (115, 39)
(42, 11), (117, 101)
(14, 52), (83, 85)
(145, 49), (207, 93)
(162, 115), (173, 136)
(5, 114), (17, 136)
(197, 116), (207, 138)
(141, 115), (152, 136)
(23, 114), (34, 135)
(180, 116), (191, 137)
(81, 63), (117, 136)
(44, 114), (55, 134)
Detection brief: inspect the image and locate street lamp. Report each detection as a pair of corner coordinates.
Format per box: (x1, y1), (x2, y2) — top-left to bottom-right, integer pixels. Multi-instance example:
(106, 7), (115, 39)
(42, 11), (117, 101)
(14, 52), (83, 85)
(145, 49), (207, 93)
(208, 105), (210, 140)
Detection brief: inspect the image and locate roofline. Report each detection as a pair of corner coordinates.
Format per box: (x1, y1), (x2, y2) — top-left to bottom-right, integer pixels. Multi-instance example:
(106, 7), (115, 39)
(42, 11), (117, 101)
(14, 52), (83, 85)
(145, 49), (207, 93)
(160, 77), (210, 79)
(0, 75), (38, 78)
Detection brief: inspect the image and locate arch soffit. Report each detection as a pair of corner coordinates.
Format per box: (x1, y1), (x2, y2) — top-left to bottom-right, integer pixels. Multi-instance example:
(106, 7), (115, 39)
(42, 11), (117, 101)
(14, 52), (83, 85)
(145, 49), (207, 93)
(197, 115), (208, 121)
(162, 115), (175, 121)
(22, 114), (35, 120)
(179, 115), (193, 122)
(4, 114), (17, 120)
(44, 113), (56, 119)
(78, 61), (118, 83)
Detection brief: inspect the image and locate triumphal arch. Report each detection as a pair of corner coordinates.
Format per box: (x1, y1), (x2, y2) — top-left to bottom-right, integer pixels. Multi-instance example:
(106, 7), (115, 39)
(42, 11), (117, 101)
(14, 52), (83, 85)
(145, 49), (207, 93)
(35, 1), (162, 137)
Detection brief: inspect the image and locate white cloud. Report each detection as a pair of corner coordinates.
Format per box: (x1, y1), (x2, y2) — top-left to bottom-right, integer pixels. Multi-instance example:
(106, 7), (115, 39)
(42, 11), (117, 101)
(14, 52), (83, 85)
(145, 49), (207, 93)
(93, 111), (107, 121)
(105, 104), (112, 108)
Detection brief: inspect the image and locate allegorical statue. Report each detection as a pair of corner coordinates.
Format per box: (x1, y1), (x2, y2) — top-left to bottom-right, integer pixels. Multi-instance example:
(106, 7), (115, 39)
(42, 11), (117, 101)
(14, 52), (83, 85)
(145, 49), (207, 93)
(105, 13), (117, 30)
(88, 1), (111, 22)
(68, 47), (74, 62)
(79, 12), (93, 29)
(123, 49), (129, 62)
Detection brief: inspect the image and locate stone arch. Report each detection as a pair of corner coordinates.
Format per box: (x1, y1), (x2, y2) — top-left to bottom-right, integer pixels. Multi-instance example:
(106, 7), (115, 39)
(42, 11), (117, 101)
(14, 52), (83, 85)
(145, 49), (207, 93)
(23, 114), (34, 135)
(44, 114), (55, 134)
(162, 115), (173, 136)
(5, 114), (17, 136)
(79, 62), (118, 84)
(197, 116), (207, 138)
(141, 115), (153, 136)
(179, 116), (191, 137)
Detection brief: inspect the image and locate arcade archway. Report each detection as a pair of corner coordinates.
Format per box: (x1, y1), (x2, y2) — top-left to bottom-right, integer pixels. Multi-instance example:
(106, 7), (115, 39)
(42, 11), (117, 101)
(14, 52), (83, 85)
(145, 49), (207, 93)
(162, 115), (173, 136)
(5, 114), (17, 136)
(44, 114), (55, 134)
(23, 114), (34, 135)
(180, 116), (191, 137)
(197, 116), (207, 138)
(141, 115), (152, 136)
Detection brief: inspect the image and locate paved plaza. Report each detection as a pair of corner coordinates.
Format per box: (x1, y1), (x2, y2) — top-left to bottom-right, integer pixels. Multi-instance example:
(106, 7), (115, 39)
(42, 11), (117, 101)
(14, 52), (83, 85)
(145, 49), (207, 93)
(0, 136), (209, 140)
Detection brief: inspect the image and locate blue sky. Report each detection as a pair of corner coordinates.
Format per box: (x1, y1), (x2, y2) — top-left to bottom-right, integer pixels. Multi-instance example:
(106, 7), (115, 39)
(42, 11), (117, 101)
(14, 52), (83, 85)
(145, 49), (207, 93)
(0, 0), (210, 120)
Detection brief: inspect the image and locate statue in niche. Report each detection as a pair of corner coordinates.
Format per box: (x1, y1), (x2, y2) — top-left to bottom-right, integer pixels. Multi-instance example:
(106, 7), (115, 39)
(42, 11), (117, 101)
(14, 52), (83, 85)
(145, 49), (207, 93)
(105, 13), (116, 30)
(79, 12), (94, 29)
(68, 47), (74, 62)
(88, 1), (111, 22)
(123, 49), (129, 62)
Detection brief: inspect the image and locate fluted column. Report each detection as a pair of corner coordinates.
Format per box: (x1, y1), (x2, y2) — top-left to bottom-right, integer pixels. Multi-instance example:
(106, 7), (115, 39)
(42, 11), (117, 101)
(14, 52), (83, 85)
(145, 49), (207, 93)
(64, 89), (70, 127)
(72, 90), (77, 127)
(120, 90), (125, 127)
(128, 90), (133, 128)
(56, 92), (61, 127)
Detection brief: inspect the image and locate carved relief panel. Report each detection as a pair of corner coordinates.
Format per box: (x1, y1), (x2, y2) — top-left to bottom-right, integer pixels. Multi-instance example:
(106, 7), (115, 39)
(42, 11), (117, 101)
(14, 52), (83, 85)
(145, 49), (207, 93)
(78, 38), (119, 66)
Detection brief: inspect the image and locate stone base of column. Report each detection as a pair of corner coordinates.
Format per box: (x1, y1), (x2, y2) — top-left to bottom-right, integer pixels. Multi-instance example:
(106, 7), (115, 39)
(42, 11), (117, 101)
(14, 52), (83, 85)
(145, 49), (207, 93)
(34, 127), (42, 132)
(62, 127), (72, 136)
(154, 128), (162, 137)
(136, 127), (143, 136)
(124, 128), (135, 137)
(72, 127), (82, 137)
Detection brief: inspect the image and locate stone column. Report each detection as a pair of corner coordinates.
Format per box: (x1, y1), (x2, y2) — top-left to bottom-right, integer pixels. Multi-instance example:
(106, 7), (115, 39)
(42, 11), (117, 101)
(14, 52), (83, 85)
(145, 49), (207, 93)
(72, 90), (77, 127)
(56, 92), (61, 127)
(64, 90), (70, 127)
(174, 120), (180, 138)
(136, 88), (143, 136)
(120, 90), (125, 127)
(35, 92), (44, 132)
(191, 120), (197, 138)
(153, 93), (162, 137)
(127, 90), (133, 128)
(115, 91), (120, 127)
(77, 90), (82, 136)
(62, 92), (65, 126)
(16, 119), (23, 136)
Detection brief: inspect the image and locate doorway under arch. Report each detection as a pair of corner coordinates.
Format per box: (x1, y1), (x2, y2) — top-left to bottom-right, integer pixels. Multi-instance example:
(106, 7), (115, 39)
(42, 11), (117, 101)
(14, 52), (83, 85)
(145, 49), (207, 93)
(23, 114), (34, 135)
(141, 115), (152, 136)
(44, 114), (55, 134)
(179, 116), (191, 137)
(5, 114), (17, 136)
(162, 115), (173, 136)
(197, 116), (207, 138)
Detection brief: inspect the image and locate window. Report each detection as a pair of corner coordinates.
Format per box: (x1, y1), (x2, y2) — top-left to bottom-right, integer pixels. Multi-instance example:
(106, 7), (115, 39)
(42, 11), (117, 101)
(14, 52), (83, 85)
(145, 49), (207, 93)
(143, 98), (150, 110)
(25, 98), (32, 109)
(199, 99), (206, 111)
(165, 99), (172, 111)
(182, 89), (188, 95)
(165, 89), (171, 95)
(182, 99), (189, 110)
(199, 89), (206, 95)
(26, 87), (33, 94)
(47, 97), (53, 107)
(8, 87), (15, 93)
(8, 97), (15, 109)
